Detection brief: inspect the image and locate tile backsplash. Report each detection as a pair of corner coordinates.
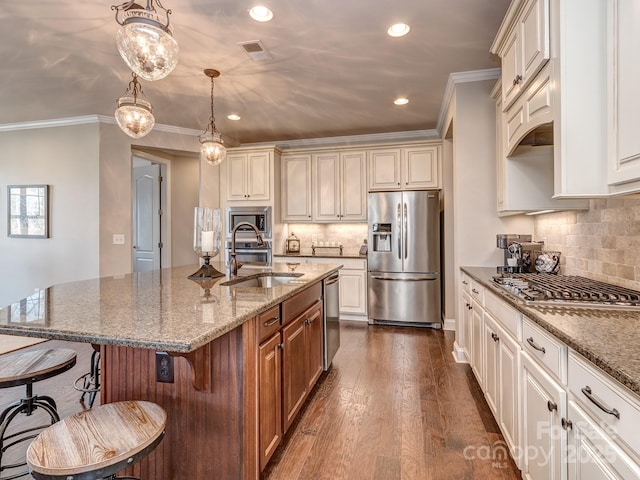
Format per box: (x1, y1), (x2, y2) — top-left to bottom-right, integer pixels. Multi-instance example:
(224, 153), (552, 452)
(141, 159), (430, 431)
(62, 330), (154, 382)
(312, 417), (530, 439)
(280, 223), (368, 255)
(534, 194), (640, 290)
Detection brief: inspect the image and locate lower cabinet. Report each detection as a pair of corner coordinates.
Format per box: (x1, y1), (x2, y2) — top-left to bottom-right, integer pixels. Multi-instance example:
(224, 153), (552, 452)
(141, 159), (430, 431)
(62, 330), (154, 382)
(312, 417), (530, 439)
(521, 351), (567, 480)
(258, 331), (282, 470)
(257, 283), (323, 471)
(282, 300), (323, 431)
(567, 400), (640, 480)
(460, 269), (640, 479)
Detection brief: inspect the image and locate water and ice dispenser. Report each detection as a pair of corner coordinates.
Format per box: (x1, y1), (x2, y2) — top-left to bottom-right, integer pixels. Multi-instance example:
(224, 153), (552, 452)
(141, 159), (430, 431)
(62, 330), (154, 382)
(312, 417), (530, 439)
(371, 223), (392, 252)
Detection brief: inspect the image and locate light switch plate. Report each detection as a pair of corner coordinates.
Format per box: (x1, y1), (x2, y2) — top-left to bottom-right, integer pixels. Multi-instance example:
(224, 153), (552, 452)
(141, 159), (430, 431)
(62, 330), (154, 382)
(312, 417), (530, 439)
(113, 234), (125, 245)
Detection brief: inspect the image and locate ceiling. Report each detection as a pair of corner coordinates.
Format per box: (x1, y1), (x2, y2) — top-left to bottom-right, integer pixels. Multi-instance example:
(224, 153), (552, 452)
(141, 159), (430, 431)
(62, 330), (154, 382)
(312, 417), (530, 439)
(0, 0), (510, 145)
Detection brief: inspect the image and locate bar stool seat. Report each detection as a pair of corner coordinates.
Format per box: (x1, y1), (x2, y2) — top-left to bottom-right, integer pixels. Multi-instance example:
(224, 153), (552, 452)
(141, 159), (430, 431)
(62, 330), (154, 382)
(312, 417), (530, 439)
(27, 401), (166, 480)
(0, 348), (77, 479)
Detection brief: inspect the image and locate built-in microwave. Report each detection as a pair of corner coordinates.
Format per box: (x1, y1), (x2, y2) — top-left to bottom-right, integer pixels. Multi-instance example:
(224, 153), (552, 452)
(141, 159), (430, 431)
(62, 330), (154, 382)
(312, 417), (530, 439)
(226, 206), (272, 239)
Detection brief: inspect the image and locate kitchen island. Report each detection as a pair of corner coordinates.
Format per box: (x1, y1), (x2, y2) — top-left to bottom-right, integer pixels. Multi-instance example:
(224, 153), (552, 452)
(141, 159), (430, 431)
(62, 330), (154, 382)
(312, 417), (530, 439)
(0, 262), (340, 480)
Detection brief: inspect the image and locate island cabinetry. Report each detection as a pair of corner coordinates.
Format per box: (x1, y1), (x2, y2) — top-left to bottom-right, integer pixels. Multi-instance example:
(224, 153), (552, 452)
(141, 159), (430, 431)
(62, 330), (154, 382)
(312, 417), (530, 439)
(281, 282), (323, 431)
(257, 305), (283, 471)
(368, 145), (440, 191)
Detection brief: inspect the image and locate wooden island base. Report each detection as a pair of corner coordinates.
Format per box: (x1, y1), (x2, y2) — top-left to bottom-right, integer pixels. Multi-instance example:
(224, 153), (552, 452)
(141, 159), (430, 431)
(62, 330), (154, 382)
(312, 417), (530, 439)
(101, 320), (259, 480)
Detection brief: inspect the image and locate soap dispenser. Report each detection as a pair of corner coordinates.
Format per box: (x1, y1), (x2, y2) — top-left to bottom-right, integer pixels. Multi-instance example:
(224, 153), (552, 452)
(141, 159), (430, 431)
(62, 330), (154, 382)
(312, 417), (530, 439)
(286, 232), (300, 254)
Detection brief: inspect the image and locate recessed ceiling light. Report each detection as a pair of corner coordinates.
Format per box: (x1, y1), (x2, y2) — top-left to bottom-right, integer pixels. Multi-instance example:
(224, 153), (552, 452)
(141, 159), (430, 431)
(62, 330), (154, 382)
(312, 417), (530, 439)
(249, 5), (273, 22)
(227, 114), (241, 121)
(387, 23), (411, 37)
(394, 97), (409, 105)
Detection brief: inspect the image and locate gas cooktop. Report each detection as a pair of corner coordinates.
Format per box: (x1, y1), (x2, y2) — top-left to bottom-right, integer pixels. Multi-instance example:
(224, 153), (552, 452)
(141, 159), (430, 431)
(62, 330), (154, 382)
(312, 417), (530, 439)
(492, 273), (640, 310)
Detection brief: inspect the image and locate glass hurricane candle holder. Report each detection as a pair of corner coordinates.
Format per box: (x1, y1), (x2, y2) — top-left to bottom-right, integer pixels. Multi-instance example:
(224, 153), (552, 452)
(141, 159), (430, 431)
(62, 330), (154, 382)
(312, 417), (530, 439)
(188, 207), (224, 278)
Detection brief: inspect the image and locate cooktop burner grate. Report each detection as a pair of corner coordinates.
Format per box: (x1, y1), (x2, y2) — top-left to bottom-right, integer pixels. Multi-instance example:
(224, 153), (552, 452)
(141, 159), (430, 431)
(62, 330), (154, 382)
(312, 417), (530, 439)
(493, 274), (640, 308)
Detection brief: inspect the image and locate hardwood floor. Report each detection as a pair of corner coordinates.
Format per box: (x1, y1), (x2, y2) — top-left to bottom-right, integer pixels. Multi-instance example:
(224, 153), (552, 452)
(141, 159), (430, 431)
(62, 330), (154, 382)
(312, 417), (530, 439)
(263, 321), (520, 480)
(0, 324), (520, 480)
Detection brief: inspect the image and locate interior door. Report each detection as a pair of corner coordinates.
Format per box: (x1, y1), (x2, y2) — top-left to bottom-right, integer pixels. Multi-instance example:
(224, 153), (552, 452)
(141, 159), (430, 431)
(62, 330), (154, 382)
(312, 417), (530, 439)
(133, 163), (161, 272)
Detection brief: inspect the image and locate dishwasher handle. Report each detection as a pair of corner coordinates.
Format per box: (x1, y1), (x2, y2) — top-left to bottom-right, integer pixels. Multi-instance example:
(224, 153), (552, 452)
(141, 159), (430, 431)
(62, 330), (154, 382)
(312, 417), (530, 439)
(325, 274), (339, 286)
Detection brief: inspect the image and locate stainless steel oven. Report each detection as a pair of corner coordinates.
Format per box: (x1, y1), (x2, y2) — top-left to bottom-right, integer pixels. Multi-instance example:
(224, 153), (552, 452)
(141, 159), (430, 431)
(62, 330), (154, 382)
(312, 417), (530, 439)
(226, 206), (272, 239)
(224, 240), (272, 267)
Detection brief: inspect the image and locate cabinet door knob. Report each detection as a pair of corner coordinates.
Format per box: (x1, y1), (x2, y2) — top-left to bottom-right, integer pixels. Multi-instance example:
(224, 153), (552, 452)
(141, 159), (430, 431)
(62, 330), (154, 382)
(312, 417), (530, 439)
(512, 74), (523, 86)
(277, 343), (284, 350)
(547, 400), (557, 412)
(491, 332), (499, 342)
(561, 417), (573, 431)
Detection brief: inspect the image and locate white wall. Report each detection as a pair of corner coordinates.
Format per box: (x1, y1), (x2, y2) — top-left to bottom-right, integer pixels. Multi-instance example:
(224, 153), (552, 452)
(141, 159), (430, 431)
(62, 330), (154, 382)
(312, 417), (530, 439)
(0, 123), (100, 306)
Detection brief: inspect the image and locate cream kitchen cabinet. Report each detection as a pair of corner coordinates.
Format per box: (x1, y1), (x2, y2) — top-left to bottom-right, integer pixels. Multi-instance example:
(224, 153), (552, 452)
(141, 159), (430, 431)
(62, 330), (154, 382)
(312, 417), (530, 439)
(521, 350), (567, 480)
(607, 0), (640, 194)
(368, 144), (440, 191)
(498, 0), (550, 110)
(281, 153), (312, 222)
(225, 147), (278, 203)
(312, 150), (367, 222)
(457, 273), (472, 363)
(492, 0), (611, 199)
(469, 282), (484, 388)
(274, 256), (368, 320)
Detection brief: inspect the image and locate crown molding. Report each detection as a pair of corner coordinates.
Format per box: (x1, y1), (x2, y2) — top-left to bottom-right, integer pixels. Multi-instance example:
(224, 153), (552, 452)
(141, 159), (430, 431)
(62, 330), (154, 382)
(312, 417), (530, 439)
(242, 129), (440, 150)
(436, 68), (501, 137)
(0, 115), (203, 138)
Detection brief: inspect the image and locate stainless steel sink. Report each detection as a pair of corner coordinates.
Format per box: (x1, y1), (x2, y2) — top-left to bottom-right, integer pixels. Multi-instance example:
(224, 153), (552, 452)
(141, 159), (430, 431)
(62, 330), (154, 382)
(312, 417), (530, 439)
(220, 272), (305, 288)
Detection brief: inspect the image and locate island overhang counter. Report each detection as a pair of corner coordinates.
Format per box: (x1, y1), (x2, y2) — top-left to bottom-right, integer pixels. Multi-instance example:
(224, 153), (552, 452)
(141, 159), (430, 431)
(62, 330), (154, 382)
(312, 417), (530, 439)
(0, 262), (341, 480)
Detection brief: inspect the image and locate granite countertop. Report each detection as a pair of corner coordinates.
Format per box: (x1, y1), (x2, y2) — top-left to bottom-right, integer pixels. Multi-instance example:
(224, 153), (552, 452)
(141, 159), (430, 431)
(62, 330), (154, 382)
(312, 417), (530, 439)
(462, 266), (640, 397)
(0, 262), (340, 354)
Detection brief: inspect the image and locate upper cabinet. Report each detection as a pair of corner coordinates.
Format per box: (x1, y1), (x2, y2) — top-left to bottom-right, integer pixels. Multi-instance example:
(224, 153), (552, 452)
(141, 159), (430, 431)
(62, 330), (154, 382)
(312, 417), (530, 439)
(312, 150), (367, 222)
(368, 144), (440, 191)
(281, 153), (312, 222)
(607, 0), (640, 193)
(500, 0), (550, 110)
(225, 147), (279, 203)
(491, 0), (616, 199)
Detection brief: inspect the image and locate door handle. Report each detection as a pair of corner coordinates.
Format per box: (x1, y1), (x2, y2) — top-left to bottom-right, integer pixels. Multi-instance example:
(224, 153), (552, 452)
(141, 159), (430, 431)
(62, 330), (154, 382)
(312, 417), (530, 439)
(263, 317), (280, 327)
(403, 202), (408, 260)
(397, 203), (402, 260)
(370, 276), (437, 282)
(526, 337), (546, 354)
(581, 386), (620, 419)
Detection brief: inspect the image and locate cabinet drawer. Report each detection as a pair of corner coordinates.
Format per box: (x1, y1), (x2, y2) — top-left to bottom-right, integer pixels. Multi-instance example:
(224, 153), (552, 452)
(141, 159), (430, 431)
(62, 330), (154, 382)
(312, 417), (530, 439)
(568, 350), (640, 459)
(522, 316), (566, 382)
(257, 305), (281, 344)
(470, 280), (484, 305)
(282, 282), (322, 325)
(484, 289), (521, 340)
(460, 272), (471, 294)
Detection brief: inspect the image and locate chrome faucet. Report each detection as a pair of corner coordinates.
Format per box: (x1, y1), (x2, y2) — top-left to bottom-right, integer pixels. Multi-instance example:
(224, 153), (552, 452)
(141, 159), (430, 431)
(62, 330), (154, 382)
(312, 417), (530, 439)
(230, 222), (265, 276)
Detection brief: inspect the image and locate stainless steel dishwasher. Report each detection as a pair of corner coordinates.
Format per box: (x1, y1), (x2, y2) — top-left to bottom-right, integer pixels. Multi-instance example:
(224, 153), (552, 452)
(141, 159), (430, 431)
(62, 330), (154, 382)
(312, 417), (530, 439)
(322, 272), (340, 370)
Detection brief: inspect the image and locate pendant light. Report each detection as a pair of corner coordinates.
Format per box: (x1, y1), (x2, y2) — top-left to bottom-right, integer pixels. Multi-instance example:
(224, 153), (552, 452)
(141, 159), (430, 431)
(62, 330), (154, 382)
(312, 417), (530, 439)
(111, 0), (179, 81)
(199, 69), (226, 166)
(115, 72), (155, 138)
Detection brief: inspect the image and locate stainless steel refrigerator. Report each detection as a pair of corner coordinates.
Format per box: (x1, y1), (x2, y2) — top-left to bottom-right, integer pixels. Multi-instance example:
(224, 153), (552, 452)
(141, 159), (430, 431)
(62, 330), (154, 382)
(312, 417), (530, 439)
(367, 190), (441, 326)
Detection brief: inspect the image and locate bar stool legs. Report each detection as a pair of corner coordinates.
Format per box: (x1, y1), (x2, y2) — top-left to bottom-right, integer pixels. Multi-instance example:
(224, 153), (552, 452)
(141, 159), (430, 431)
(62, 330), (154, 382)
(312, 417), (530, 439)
(73, 346), (101, 408)
(0, 348), (77, 480)
(0, 383), (60, 479)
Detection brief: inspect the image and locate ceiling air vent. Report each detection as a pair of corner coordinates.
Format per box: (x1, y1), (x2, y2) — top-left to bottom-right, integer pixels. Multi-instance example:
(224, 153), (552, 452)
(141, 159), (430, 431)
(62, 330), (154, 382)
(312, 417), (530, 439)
(238, 40), (273, 61)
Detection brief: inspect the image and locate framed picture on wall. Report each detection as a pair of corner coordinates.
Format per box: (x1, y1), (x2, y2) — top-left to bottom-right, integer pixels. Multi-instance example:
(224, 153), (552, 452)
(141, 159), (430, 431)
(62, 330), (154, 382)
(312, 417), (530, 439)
(7, 184), (50, 238)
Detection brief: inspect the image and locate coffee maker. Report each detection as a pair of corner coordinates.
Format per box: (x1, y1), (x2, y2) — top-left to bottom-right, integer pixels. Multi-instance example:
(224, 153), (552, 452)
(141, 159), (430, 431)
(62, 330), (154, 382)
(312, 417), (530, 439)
(496, 234), (544, 274)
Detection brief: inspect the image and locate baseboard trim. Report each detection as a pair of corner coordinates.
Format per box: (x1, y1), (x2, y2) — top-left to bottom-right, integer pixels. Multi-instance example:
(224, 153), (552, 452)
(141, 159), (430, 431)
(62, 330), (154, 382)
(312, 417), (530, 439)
(339, 314), (368, 322)
(452, 341), (469, 363)
(442, 318), (456, 331)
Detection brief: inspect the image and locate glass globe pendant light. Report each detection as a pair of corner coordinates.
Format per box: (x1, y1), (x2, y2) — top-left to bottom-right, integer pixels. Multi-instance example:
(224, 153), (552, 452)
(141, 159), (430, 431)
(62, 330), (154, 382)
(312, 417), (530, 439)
(199, 69), (226, 166)
(115, 72), (155, 138)
(111, 0), (179, 81)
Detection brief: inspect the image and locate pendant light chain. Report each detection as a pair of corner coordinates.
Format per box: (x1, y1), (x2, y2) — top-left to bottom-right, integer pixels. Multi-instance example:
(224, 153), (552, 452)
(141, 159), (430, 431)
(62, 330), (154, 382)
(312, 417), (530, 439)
(209, 76), (217, 134)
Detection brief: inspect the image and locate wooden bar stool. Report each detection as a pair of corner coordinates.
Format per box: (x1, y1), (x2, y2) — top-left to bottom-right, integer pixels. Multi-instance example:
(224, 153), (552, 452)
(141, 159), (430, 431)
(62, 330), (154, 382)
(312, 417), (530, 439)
(0, 348), (77, 480)
(27, 401), (166, 480)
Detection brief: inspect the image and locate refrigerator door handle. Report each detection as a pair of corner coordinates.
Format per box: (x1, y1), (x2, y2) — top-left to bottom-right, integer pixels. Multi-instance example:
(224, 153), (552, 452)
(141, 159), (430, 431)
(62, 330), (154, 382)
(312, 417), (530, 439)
(396, 203), (402, 260)
(369, 275), (438, 282)
(403, 202), (408, 259)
